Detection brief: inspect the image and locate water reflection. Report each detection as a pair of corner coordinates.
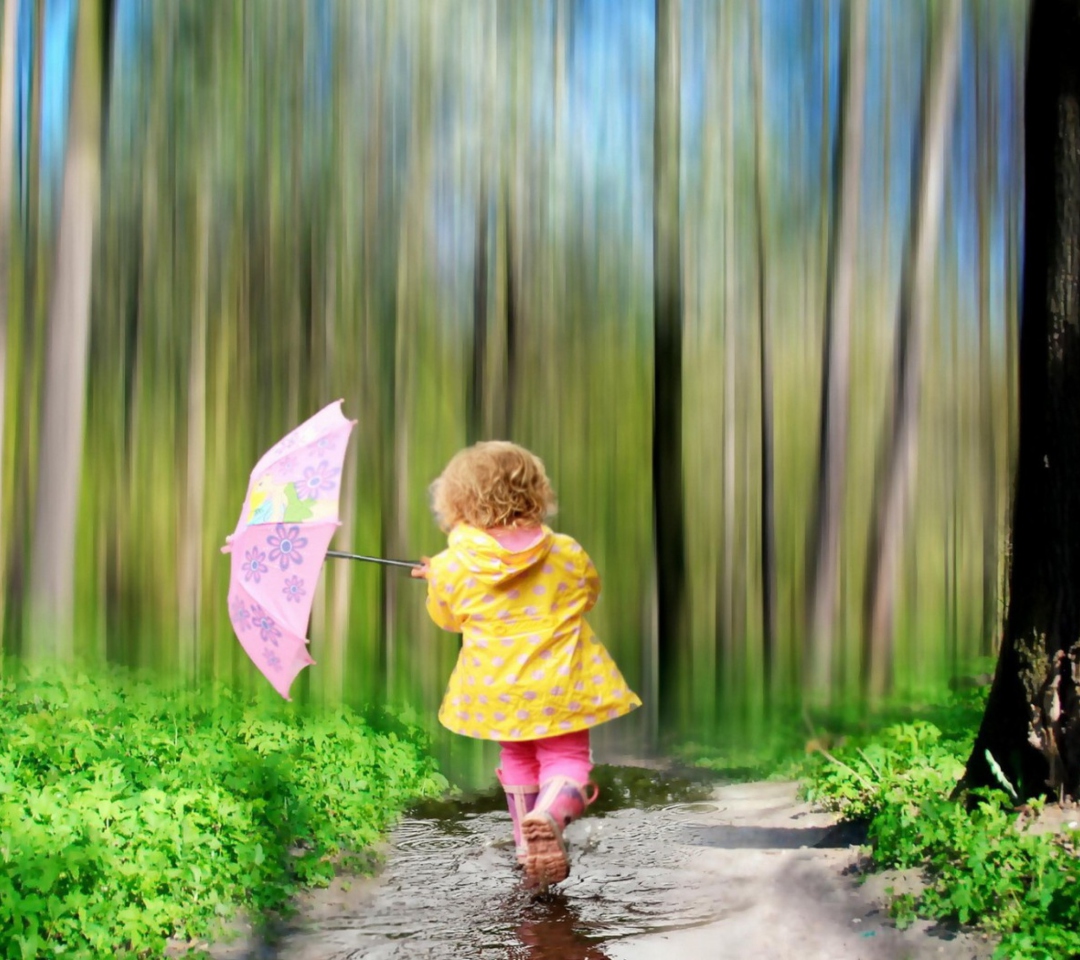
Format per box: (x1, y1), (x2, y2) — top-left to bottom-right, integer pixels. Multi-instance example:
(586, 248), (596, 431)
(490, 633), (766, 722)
(510, 893), (612, 960)
(249, 765), (729, 958)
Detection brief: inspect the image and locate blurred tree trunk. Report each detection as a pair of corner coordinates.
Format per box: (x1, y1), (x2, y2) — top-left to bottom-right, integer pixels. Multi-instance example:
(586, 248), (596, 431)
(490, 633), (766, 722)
(653, 0), (687, 722)
(28, 0), (105, 655)
(817, 0), (831, 327)
(963, 0), (1080, 803)
(975, 0), (1000, 656)
(805, 0), (867, 703)
(123, 0), (169, 667)
(469, 0), (517, 444)
(501, 171), (519, 441)
(386, 7), (434, 695)
(4, 0), (44, 648)
(862, 0), (962, 700)
(717, 0), (738, 700)
(469, 0), (494, 445)
(470, 193), (489, 444)
(1004, 18), (1025, 504)
(178, 161), (211, 679)
(0, 0), (19, 644)
(324, 7), (352, 706)
(751, 0), (777, 692)
(365, 10), (394, 692)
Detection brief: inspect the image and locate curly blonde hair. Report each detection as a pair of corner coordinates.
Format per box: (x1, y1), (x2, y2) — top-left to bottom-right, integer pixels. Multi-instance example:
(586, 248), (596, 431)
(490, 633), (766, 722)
(429, 441), (557, 531)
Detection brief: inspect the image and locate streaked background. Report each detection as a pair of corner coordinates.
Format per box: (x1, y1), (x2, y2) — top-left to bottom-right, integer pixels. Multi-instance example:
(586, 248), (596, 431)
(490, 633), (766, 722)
(0, 0), (1026, 781)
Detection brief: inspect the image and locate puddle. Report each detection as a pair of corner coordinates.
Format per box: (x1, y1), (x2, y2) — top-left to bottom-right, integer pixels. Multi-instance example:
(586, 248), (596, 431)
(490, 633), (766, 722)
(257, 764), (730, 959)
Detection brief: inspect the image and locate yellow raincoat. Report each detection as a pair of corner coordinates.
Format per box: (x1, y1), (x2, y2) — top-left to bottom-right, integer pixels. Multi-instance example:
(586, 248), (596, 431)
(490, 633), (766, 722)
(425, 524), (642, 741)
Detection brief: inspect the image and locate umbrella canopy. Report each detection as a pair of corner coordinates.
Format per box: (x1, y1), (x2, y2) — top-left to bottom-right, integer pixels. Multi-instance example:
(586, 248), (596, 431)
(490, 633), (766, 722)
(222, 400), (355, 699)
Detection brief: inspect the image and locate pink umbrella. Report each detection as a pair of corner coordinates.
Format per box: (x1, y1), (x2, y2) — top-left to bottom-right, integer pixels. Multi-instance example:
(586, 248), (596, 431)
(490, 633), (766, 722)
(221, 399), (416, 699)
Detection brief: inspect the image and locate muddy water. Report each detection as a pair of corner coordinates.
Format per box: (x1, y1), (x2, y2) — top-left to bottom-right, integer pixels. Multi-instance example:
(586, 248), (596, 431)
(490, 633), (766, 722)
(267, 765), (730, 959)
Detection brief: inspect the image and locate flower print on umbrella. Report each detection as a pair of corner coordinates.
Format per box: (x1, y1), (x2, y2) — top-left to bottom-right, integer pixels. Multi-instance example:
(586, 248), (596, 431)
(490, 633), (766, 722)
(230, 596), (251, 631)
(271, 453), (299, 481)
(283, 575), (306, 604)
(266, 523), (308, 570)
(243, 547), (269, 583)
(249, 604), (281, 646)
(297, 460), (340, 500)
(224, 400), (358, 701)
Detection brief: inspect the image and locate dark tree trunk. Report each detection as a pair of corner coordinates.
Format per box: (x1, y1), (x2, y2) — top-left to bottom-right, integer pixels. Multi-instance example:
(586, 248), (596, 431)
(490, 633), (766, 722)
(805, 0), (867, 702)
(653, 0), (687, 723)
(964, 0), (1080, 803)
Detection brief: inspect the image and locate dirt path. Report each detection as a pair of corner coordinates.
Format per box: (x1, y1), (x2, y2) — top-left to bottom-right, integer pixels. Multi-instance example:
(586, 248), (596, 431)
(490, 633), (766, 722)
(207, 776), (996, 959)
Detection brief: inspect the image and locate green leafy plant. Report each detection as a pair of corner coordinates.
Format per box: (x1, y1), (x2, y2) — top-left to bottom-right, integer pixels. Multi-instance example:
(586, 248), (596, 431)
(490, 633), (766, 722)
(800, 698), (1080, 960)
(0, 660), (448, 959)
(801, 719), (966, 821)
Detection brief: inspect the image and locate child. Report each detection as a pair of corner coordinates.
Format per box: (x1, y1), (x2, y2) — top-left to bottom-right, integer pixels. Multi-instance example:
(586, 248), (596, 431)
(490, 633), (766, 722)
(411, 441), (642, 887)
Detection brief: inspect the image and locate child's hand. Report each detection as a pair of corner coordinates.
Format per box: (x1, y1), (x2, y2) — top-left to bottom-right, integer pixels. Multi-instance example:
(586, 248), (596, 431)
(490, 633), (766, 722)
(410, 556), (431, 580)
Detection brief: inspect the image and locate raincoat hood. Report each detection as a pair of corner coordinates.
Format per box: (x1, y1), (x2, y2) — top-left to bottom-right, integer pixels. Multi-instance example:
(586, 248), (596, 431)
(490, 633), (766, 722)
(446, 524), (554, 586)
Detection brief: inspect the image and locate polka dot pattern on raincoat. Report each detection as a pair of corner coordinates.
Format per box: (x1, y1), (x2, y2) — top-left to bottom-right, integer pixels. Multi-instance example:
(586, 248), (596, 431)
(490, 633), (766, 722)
(425, 524), (642, 741)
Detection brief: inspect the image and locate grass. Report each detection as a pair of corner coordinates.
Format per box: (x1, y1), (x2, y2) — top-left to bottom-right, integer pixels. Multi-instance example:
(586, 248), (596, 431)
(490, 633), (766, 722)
(0, 659), (448, 959)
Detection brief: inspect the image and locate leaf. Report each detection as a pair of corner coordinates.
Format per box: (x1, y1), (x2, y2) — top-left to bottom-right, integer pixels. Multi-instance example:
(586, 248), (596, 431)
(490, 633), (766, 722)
(984, 750), (1019, 801)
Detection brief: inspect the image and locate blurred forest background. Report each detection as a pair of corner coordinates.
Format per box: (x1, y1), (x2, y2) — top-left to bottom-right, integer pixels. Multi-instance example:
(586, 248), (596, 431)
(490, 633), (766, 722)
(0, 0), (1030, 774)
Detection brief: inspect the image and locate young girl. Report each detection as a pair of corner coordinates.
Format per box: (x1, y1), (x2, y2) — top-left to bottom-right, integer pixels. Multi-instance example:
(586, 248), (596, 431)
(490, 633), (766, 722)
(411, 441), (642, 887)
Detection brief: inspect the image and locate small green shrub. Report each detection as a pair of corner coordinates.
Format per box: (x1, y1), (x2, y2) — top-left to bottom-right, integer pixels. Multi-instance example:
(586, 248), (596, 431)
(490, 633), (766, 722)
(802, 702), (1080, 960)
(0, 661), (448, 959)
(802, 720), (966, 821)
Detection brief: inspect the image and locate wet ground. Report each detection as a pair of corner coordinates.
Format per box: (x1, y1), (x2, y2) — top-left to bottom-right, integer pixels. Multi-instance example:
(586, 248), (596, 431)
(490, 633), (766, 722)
(206, 767), (996, 960)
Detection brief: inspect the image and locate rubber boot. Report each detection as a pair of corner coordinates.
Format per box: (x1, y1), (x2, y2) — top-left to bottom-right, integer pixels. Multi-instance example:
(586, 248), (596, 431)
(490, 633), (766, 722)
(497, 769), (539, 865)
(521, 776), (599, 888)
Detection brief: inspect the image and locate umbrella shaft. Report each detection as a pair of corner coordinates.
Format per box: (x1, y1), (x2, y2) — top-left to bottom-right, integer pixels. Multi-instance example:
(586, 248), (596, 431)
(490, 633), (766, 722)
(326, 550), (420, 569)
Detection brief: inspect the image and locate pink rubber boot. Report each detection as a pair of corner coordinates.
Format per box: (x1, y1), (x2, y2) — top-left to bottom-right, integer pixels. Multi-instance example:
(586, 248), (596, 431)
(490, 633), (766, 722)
(520, 776), (599, 887)
(497, 769), (539, 865)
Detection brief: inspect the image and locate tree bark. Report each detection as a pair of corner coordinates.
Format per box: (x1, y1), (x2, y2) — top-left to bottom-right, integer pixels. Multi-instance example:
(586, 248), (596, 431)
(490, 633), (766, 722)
(653, 0), (687, 723)
(28, 0), (104, 655)
(963, 0), (1080, 802)
(805, 0), (867, 702)
(861, 0), (962, 700)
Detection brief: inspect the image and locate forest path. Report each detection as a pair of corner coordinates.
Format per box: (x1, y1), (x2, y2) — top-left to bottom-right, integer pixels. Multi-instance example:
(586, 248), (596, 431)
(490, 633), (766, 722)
(206, 775), (995, 960)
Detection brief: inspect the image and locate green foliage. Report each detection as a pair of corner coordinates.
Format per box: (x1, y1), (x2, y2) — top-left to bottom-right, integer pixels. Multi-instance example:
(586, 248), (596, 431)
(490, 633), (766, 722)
(802, 697), (1080, 960)
(802, 720), (966, 821)
(0, 660), (448, 959)
(684, 684), (989, 787)
(875, 792), (1080, 959)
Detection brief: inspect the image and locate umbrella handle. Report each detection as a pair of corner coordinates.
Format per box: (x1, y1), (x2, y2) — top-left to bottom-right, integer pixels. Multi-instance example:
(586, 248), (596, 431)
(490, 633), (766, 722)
(326, 550), (421, 569)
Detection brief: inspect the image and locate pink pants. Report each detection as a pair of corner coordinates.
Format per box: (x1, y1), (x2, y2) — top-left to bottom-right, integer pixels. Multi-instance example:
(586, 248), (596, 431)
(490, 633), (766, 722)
(497, 729), (592, 787)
